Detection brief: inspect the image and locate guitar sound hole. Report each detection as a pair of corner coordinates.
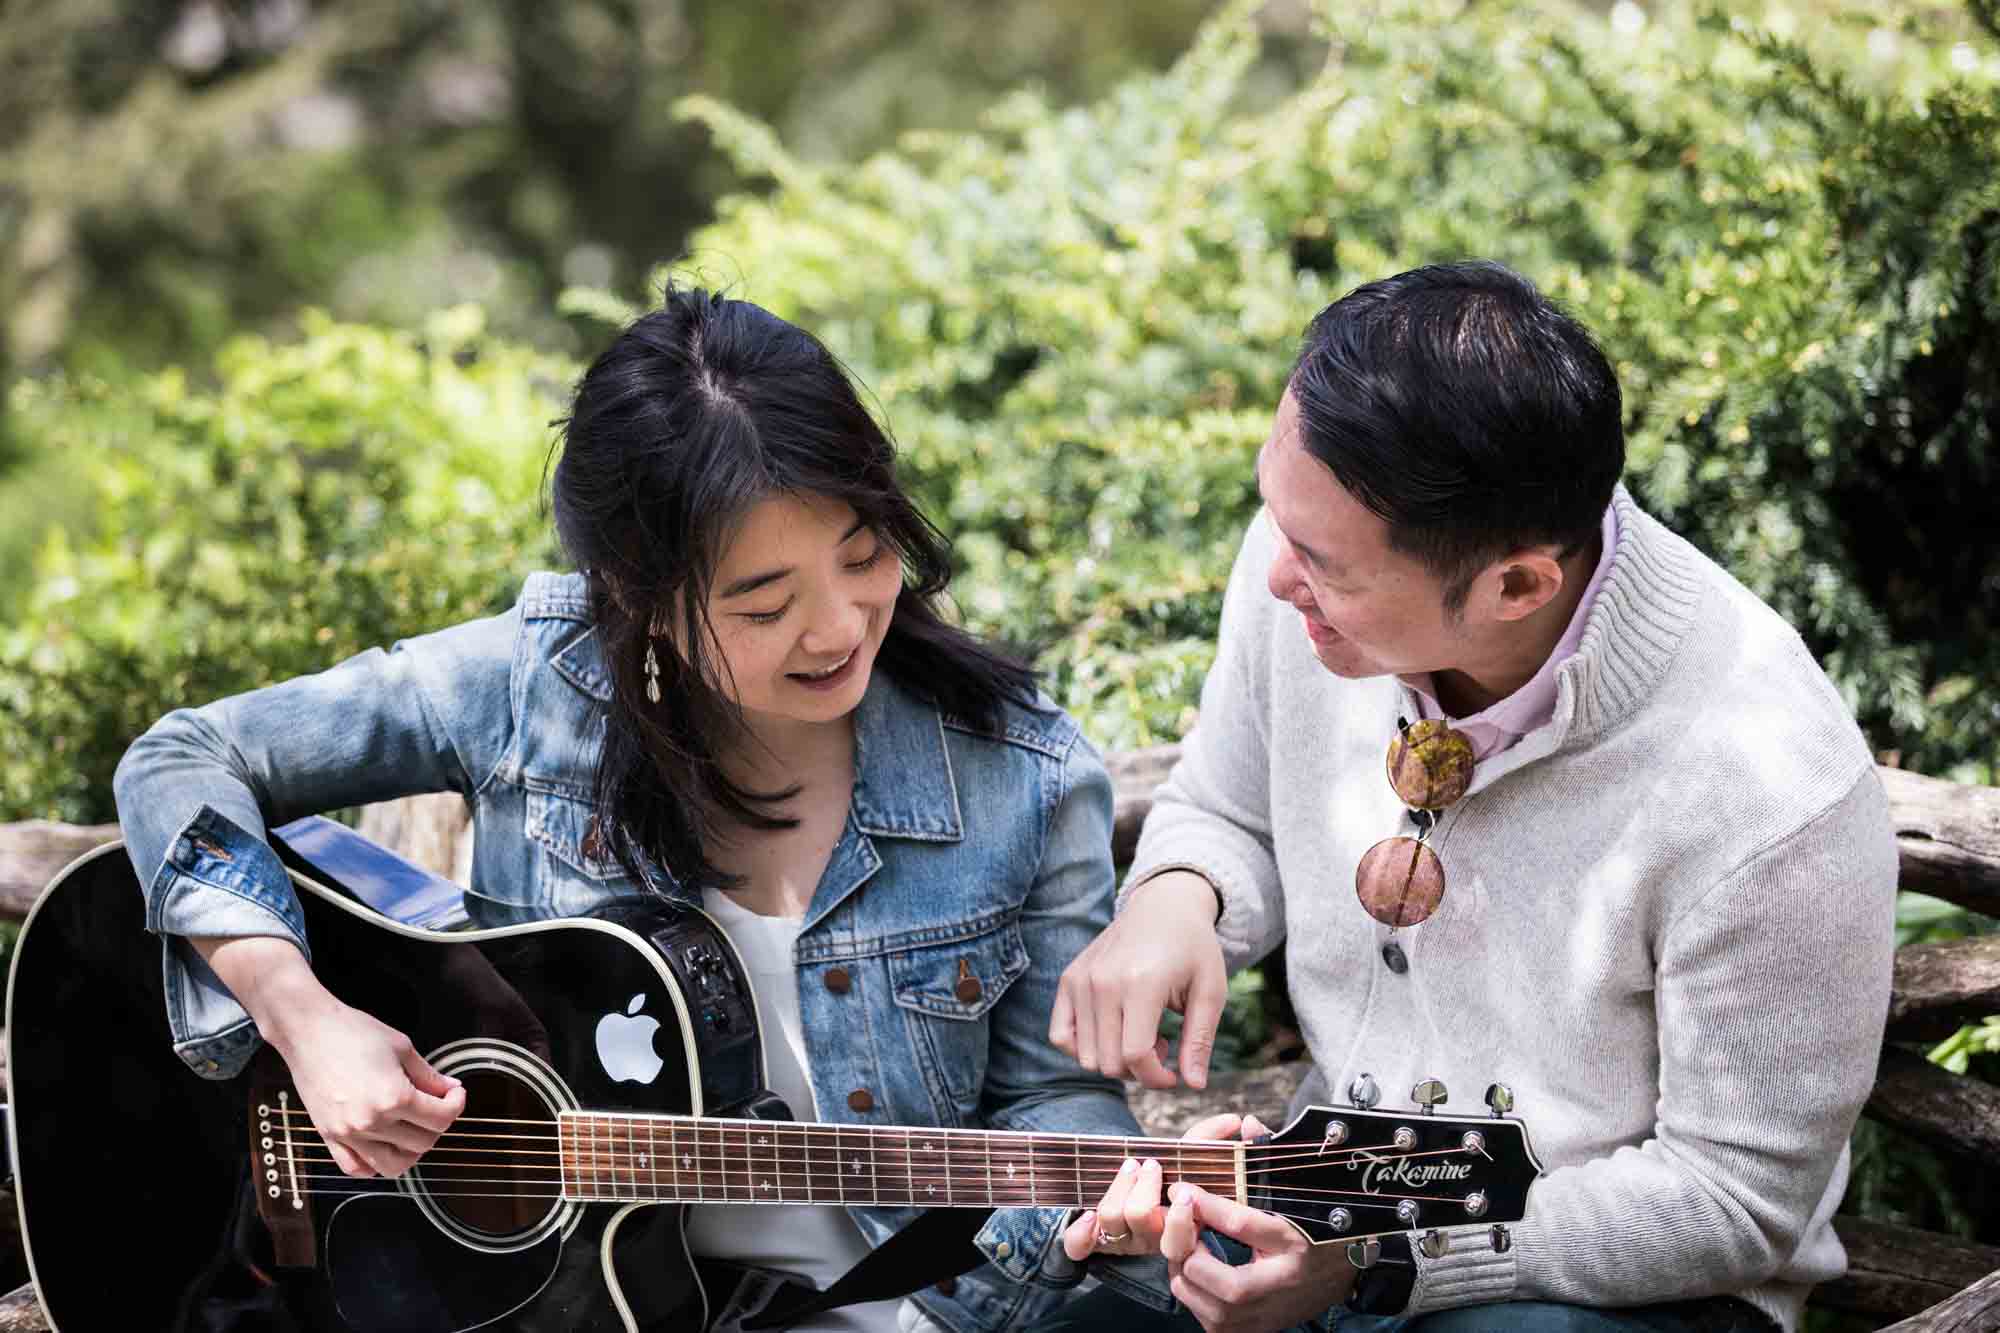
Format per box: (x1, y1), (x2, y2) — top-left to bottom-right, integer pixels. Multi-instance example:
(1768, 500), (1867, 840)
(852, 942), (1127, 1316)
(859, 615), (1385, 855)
(418, 1068), (560, 1238)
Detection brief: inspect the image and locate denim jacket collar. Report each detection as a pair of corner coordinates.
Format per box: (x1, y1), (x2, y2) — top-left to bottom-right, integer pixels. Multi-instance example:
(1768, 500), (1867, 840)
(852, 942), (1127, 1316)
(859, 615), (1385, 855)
(850, 673), (964, 843)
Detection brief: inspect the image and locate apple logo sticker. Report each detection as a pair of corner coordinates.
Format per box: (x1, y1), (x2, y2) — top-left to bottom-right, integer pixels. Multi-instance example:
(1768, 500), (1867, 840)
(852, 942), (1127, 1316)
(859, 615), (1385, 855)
(596, 993), (665, 1085)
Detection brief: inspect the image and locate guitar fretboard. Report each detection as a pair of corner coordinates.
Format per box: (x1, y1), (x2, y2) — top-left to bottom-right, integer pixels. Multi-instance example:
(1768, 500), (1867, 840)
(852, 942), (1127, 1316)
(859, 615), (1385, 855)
(556, 1113), (1242, 1208)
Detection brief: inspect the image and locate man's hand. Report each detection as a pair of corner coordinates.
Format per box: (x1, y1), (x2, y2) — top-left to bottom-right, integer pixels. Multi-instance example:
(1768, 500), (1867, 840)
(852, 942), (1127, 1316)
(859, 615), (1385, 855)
(1161, 1179), (1357, 1333)
(197, 935), (466, 1178)
(1050, 869), (1227, 1089)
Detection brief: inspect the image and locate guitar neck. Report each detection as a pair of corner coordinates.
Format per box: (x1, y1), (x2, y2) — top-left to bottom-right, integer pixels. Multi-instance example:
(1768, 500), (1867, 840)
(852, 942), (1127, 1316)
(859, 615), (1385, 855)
(557, 1112), (1243, 1209)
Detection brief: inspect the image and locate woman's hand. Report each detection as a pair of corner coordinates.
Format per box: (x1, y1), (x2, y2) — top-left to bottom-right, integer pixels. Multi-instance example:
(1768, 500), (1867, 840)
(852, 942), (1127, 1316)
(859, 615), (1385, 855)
(1059, 1111), (1266, 1261)
(197, 935), (466, 1177)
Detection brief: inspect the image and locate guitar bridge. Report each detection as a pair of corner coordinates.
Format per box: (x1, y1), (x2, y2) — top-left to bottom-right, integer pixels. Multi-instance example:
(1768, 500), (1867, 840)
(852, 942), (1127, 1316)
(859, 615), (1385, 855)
(248, 1055), (315, 1269)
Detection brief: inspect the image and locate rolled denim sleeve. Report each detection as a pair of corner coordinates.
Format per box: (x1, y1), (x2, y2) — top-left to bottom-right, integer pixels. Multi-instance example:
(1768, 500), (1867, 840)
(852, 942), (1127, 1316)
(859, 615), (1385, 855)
(970, 729), (1172, 1313)
(112, 606), (520, 1079)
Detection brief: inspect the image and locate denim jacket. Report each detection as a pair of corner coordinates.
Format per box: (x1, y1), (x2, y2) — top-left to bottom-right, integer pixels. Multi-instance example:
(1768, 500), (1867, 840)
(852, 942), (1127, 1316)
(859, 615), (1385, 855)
(113, 571), (1169, 1330)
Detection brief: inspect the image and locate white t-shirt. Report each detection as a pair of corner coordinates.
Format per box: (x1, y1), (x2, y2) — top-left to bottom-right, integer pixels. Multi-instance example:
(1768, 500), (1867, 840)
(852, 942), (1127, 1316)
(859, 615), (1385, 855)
(687, 889), (939, 1333)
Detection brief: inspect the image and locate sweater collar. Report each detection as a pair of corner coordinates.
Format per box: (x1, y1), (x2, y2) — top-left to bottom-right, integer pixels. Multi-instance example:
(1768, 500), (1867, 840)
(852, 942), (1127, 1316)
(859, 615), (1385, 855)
(1550, 484), (1706, 745)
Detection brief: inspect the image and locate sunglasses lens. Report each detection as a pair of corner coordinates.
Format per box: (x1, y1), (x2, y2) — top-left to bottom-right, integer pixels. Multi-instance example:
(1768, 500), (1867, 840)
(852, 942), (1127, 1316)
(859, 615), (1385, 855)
(1355, 834), (1446, 929)
(1386, 719), (1474, 810)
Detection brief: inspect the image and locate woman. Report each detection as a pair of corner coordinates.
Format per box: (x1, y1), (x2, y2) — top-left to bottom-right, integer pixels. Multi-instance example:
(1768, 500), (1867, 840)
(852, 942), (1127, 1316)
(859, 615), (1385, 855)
(113, 288), (1166, 1332)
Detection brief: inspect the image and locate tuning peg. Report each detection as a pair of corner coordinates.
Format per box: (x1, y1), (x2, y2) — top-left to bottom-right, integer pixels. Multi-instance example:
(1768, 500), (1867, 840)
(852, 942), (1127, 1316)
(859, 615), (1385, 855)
(1411, 1077), (1448, 1114)
(1484, 1082), (1514, 1118)
(1325, 1207), (1353, 1233)
(1489, 1224), (1513, 1254)
(1346, 1238), (1382, 1269)
(1396, 1199), (1421, 1226)
(1463, 1190), (1489, 1218)
(1418, 1229), (1451, 1260)
(1348, 1073), (1381, 1110)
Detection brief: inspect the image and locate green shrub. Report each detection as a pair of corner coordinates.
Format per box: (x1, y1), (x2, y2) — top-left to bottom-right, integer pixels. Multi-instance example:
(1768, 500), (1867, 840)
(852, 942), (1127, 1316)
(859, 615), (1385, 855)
(578, 0), (2000, 786)
(0, 307), (570, 822)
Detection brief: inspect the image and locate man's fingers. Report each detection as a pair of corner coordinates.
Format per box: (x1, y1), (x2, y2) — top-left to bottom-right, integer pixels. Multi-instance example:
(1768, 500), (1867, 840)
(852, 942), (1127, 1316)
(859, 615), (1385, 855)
(1121, 997), (1179, 1089)
(1185, 1185), (1304, 1251)
(1049, 976), (1078, 1056)
(1176, 956), (1228, 1091)
(1169, 1274), (1225, 1329)
(1089, 974), (1129, 1078)
(1180, 1112), (1245, 1143)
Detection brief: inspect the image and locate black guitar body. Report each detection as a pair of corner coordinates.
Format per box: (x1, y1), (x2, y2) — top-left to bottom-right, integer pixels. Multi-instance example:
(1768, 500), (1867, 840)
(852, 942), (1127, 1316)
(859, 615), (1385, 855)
(7, 831), (768, 1333)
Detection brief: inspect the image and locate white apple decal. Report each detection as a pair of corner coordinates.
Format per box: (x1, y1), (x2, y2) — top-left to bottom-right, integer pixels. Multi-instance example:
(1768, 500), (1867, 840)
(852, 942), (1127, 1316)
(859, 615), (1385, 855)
(595, 992), (665, 1085)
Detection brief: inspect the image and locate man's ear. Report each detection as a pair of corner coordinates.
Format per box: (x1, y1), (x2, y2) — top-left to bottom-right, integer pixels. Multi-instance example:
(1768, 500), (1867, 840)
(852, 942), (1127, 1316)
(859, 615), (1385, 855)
(1490, 550), (1567, 623)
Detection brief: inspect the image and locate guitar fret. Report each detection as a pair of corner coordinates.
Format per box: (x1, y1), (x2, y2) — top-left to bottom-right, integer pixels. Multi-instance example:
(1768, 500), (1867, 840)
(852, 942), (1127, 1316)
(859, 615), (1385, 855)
(775, 1121), (808, 1204)
(750, 1121), (779, 1202)
(697, 1119), (724, 1202)
(1071, 1136), (1084, 1208)
(909, 1129), (949, 1207)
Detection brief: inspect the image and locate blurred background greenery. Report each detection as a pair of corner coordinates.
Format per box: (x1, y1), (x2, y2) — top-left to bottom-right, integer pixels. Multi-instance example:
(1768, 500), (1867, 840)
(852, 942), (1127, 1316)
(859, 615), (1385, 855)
(3, 0), (1998, 1306)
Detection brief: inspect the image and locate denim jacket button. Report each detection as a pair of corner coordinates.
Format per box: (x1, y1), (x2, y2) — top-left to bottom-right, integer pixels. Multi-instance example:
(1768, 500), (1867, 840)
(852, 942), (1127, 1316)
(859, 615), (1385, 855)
(824, 966), (852, 994)
(954, 958), (982, 1004)
(994, 1241), (1012, 1259)
(847, 1088), (875, 1113)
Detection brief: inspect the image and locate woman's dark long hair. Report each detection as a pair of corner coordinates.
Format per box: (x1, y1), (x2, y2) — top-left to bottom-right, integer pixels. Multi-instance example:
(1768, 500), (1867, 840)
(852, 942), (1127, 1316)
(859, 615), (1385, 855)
(551, 286), (1036, 892)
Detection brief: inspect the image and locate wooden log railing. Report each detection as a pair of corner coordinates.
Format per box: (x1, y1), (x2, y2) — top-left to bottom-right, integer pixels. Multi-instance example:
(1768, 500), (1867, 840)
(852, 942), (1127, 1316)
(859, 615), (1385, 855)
(2, 754), (1998, 1329)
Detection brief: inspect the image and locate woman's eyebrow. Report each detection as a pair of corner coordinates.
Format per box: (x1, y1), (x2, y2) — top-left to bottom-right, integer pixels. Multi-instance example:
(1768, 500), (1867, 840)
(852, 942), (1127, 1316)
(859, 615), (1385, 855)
(717, 519), (872, 599)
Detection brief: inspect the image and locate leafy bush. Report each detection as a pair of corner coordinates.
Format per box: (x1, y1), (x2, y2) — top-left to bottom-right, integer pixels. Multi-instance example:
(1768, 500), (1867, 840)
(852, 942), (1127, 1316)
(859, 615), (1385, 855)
(576, 0), (2000, 787)
(0, 307), (569, 822)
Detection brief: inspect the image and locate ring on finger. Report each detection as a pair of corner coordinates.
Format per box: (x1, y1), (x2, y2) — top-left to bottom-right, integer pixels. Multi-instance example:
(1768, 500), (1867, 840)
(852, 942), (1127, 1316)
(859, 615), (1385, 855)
(1095, 1228), (1131, 1245)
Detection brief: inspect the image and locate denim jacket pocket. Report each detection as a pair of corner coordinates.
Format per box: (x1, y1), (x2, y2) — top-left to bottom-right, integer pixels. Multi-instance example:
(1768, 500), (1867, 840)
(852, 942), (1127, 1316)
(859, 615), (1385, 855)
(524, 785), (631, 915)
(888, 921), (1030, 1112)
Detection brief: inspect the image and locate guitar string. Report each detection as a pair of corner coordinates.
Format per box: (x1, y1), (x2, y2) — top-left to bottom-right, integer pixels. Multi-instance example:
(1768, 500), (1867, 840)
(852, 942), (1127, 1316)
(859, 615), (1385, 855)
(268, 1140), (1484, 1179)
(266, 1146), (1489, 1206)
(263, 1179), (1492, 1224)
(257, 1108), (1495, 1173)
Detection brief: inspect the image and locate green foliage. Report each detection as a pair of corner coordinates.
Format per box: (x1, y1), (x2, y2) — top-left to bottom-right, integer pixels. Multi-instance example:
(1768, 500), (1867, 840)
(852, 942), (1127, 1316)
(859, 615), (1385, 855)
(563, 0), (2000, 782)
(0, 308), (570, 822)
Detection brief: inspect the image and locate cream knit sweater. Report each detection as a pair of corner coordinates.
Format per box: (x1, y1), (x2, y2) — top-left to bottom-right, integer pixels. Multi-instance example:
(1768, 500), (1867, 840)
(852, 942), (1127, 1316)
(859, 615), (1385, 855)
(1121, 487), (1898, 1330)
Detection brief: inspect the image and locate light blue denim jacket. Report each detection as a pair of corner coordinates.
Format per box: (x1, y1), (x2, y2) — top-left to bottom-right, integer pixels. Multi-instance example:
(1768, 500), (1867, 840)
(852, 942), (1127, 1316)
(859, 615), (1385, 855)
(113, 571), (1168, 1330)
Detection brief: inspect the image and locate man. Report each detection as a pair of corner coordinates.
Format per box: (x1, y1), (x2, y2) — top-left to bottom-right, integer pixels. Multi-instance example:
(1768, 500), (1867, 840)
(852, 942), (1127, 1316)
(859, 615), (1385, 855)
(1045, 261), (1897, 1332)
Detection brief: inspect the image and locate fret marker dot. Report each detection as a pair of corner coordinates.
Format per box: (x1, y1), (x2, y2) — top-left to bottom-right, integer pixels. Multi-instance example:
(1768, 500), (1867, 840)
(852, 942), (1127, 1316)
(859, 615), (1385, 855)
(927, 1184), (937, 1196)
(682, 1154), (693, 1169)
(851, 1158), (863, 1175)
(1006, 1163), (1017, 1178)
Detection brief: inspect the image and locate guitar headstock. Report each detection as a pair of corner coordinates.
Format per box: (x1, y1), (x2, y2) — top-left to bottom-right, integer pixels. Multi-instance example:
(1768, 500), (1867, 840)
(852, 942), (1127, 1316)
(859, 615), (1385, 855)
(1250, 1077), (1541, 1251)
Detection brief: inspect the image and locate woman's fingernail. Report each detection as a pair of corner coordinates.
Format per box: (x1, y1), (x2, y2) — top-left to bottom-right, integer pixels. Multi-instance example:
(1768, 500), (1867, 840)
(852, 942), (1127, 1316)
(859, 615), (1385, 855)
(1144, 1157), (1161, 1172)
(1120, 1156), (1138, 1173)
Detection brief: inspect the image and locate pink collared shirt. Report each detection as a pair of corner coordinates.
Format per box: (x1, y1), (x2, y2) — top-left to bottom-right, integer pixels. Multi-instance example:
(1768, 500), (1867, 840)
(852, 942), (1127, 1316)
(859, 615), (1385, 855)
(1406, 503), (1620, 760)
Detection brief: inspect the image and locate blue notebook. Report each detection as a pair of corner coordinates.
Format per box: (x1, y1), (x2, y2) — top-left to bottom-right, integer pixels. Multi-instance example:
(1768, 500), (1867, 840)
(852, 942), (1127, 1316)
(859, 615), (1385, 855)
(271, 814), (472, 931)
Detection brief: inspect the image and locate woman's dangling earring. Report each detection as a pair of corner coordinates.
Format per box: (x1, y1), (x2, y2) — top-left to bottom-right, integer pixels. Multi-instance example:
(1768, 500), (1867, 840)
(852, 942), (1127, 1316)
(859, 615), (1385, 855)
(644, 639), (662, 704)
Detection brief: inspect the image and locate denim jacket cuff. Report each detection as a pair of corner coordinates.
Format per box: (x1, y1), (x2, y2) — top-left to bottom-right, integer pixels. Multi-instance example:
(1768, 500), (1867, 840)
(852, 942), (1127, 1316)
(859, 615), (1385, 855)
(974, 1206), (1066, 1286)
(145, 807), (308, 1079)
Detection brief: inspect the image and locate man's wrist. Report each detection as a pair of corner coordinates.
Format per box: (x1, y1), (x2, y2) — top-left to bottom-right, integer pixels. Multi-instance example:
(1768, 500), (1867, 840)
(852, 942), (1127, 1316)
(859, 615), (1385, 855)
(1125, 867), (1225, 925)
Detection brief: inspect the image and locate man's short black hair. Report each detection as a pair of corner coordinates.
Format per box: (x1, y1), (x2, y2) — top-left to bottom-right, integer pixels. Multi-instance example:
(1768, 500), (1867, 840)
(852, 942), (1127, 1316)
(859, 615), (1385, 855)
(1290, 260), (1625, 612)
